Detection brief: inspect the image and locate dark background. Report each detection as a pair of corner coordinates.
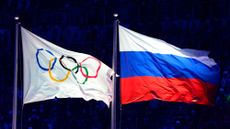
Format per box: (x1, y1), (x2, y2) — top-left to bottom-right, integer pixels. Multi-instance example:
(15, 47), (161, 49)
(0, 0), (230, 129)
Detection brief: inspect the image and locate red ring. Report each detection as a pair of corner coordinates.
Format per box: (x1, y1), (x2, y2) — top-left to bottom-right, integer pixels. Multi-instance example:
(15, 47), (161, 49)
(80, 56), (101, 78)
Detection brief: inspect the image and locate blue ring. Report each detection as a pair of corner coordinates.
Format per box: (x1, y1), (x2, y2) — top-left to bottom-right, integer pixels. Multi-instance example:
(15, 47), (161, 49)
(36, 48), (57, 71)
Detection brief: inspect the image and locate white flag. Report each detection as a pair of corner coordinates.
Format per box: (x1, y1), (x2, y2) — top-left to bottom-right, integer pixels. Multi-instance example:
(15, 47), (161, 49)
(21, 27), (113, 107)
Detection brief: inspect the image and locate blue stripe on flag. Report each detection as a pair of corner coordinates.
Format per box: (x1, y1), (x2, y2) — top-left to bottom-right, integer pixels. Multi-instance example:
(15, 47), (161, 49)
(120, 51), (219, 84)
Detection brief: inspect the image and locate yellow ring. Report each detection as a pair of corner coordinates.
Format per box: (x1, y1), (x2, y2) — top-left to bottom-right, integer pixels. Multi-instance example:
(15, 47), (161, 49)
(48, 58), (70, 82)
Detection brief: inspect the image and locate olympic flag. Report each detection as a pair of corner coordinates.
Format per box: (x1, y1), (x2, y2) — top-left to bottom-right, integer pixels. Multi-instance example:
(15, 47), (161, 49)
(119, 25), (220, 105)
(21, 27), (113, 107)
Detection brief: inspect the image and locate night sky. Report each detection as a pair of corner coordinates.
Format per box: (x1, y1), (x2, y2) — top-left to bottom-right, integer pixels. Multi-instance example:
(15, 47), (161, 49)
(0, 0), (230, 129)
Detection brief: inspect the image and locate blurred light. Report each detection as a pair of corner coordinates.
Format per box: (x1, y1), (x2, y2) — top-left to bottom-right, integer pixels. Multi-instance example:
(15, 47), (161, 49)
(227, 95), (230, 102)
(113, 13), (118, 17)
(176, 120), (181, 124)
(14, 16), (19, 20)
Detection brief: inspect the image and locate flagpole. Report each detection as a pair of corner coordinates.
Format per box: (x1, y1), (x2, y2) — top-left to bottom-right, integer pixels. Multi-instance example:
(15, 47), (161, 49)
(111, 13), (120, 129)
(12, 16), (20, 129)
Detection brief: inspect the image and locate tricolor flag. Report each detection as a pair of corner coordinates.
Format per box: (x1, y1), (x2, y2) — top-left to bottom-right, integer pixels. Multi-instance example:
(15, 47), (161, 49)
(119, 25), (220, 105)
(21, 27), (113, 107)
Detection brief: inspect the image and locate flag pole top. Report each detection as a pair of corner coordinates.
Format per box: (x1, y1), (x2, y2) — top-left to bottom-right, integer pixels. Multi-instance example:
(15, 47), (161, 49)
(14, 16), (19, 21)
(14, 16), (21, 25)
(113, 13), (118, 17)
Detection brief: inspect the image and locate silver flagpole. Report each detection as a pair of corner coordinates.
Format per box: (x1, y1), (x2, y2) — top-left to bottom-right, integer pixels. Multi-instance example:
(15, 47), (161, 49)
(111, 13), (119, 129)
(12, 16), (20, 129)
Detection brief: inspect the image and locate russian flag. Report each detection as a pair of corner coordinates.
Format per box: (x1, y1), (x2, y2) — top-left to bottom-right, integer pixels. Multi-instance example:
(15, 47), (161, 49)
(119, 25), (220, 105)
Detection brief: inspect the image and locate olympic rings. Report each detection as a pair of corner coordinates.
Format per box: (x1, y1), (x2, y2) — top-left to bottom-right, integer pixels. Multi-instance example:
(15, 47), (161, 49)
(35, 48), (101, 84)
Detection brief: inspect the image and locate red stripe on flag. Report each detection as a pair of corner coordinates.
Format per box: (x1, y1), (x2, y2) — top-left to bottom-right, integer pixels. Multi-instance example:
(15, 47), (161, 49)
(121, 76), (217, 105)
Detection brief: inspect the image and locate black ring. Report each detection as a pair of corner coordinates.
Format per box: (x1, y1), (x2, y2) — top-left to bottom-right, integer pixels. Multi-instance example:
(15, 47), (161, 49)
(59, 55), (79, 71)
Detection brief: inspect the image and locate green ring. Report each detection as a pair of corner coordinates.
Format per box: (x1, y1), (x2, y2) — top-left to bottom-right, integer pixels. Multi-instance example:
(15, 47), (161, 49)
(71, 66), (88, 84)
